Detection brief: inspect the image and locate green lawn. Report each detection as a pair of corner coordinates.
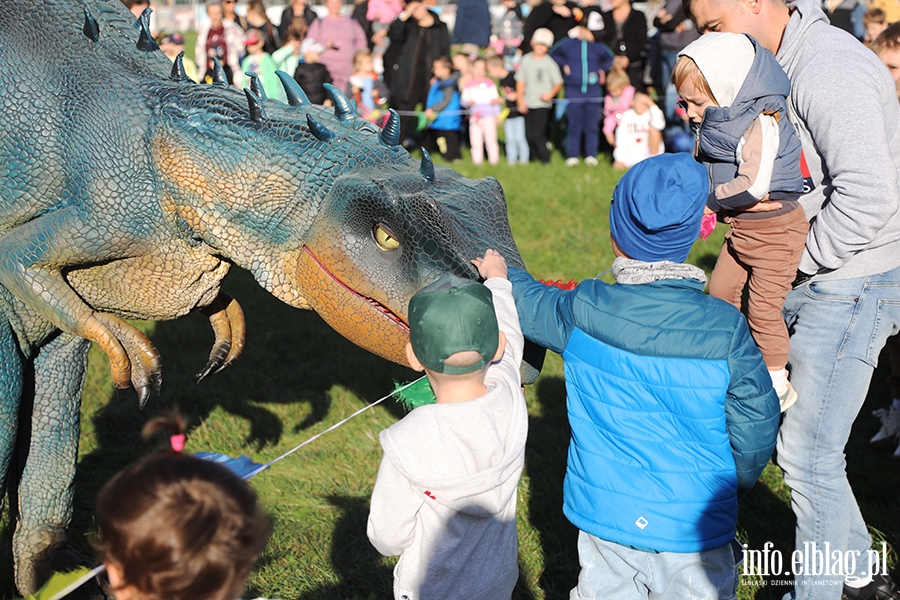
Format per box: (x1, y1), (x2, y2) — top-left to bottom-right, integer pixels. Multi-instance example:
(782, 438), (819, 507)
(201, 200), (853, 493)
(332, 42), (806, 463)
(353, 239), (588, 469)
(0, 150), (897, 599)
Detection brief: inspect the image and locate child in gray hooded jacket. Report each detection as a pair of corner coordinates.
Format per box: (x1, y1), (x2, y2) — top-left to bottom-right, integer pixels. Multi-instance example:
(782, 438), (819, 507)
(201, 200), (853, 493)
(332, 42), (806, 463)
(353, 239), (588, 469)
(673, 32), (808, 410)
(367, 251), (527, 600)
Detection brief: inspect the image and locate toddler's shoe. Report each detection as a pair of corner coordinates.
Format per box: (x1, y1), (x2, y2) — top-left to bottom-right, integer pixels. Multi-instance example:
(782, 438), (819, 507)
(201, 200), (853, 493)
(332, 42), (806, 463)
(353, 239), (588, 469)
(778, 381), (799, 412)
(565, 157), (579, 167)
(870, 406), (900, 457)
(584, 156), (598, 166)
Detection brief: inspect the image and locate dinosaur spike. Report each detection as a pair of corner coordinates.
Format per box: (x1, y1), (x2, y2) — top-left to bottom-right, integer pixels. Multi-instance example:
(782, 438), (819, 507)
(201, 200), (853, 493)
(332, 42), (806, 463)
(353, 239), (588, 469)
(275, 70), (311, 106)
(82, 9), (99, 42)
(135, 8), (158, 52)
(210, 58), (228, 87)
(244, 89), (266, 122)
(419, 148), (436, 184)
(307, 114), (336, 142)
(246, 72), (268, 101)
(170, 51), (188, 81)
(324, 83), (356, 121)
(380, 110), (401, 147)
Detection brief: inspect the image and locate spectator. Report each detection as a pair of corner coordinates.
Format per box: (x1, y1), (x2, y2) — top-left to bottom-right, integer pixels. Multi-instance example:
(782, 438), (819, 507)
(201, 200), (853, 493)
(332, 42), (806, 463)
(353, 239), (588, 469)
(278, 0), (317, 43)
(520, 0), (583, 54)
(461, 58), (502, 165)
(196, 0), (246, 85)
(293, 40), (333, 104)
(652, 0), (699, 132)
(598, 0), (648, 90)
(366, 0), (402, 66)
(550, 25), (615, 165)
(487, 55), (529, 164)
(245, 0), (281, 53)
(239, 28), (286, 102)
(612, 89), (664, 169)
(492, 0), (525, 69)
(272, 17), (307, 74)
(158, 32), (199, 82)
(307, 0), (368, 95)
(122, 0), (149, 19)
(223, 0), (250, 30)
(384, 0), (451, 146)
(452, 0), (492, 56)
(864, 7), (889, 46)
(823, 0), (859, 38)
(684, 0), (900, 597)
(516, 28), (564, 164)
(94, 413), (271, 600)
(423, 56), (463, 162)
(602, 65), (635, 147)
(352, 0), (377, 54)
(348, 49), (390, 122)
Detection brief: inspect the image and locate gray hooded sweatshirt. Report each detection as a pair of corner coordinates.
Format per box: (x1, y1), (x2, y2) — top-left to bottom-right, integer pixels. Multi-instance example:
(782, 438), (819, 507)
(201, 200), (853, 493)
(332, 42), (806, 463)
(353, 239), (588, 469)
(367, 278), (527, 600)
(779, 0), (900, 279)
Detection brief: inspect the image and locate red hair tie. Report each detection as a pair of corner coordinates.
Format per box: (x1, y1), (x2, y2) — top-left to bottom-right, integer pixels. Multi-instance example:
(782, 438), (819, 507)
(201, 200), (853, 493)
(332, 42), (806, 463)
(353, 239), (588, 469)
(170, 434), (186, 453)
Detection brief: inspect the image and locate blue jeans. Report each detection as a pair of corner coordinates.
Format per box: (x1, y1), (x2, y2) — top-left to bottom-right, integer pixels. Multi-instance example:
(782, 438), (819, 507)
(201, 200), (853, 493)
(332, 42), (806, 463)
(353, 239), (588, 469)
(777, 266), (900, 600)
(504, 116), (528, 164)
(570, 531), (739, 600)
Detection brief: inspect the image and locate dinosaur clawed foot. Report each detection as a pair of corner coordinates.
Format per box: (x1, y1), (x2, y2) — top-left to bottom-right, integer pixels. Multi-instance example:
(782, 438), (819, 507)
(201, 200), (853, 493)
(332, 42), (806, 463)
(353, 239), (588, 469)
(91, 312), (162, 408)
(197, 292), (245, 382)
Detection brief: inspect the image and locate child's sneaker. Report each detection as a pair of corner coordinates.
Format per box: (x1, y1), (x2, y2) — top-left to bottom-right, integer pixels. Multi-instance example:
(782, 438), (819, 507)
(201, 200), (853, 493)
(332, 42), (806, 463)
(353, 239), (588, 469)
(778, 381), (799, 412)
(565, 157), (579, 167)
(584, 156), (599, 166)
(870, 407), (900, 457)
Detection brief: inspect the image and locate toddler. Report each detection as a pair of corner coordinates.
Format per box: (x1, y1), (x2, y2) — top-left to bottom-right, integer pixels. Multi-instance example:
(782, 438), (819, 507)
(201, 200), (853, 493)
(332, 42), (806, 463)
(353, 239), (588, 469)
(94, 413), (271, 600)
(239, 28), (286, 103)
(348, 49), (390, 123)
(673, 32), (810, 409)
(293, 39), (334, 105)
(423, 56), (463, 162)
(612, 89), (664, 169)
(460, 58), (501, 165)
(487, 55), (529, 165)
(602, 66), (635, 148)
(367, 253), (528, 600)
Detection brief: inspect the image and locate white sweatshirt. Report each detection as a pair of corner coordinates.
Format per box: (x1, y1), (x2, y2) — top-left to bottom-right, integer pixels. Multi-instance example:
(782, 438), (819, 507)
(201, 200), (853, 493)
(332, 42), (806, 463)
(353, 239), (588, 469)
(367, 278), (528, 600)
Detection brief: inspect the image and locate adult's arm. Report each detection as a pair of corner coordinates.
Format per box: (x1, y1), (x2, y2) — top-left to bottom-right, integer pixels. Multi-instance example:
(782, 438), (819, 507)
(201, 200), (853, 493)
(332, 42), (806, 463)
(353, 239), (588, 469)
(624, 11), (647, 65)
(792, 50), (900, 273)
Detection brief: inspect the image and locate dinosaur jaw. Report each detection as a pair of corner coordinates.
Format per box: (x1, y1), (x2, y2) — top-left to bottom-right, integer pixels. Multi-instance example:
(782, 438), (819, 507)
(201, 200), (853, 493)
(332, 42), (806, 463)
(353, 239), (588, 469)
(293, 247), (411, 366)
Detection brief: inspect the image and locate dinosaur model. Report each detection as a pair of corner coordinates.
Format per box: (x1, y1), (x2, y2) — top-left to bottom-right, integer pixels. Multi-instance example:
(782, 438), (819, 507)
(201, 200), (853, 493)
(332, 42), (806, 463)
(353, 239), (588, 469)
(0, 1), (536, 593)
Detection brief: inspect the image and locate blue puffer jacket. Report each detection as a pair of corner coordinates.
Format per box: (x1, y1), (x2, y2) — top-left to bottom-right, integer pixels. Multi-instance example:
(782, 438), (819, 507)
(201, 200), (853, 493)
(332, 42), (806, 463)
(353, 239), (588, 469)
(509, 267), (779, 553)
(426, 77), (461, 132)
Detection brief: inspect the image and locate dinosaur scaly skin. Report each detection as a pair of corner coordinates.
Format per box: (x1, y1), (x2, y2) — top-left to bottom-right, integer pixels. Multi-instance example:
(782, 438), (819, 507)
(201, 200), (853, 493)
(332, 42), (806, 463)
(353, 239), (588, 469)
(0, 1), (530, 593)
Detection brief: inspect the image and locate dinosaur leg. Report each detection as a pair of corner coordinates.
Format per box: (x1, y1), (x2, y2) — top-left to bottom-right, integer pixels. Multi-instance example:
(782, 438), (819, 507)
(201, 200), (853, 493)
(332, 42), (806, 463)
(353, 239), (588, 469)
(197, 292), (245, 381)
(12, 333), (91, 596)
(0, 315), (23, 512)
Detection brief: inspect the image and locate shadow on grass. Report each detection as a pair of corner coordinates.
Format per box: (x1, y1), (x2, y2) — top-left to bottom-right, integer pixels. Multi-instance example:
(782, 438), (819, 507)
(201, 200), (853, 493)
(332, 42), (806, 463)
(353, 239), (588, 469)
(60, 267), (415, 571)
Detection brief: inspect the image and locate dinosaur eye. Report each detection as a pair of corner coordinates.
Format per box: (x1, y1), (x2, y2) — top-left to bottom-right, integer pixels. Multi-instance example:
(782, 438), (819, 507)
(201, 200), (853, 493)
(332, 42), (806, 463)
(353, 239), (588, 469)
(374, 225), (400, 251)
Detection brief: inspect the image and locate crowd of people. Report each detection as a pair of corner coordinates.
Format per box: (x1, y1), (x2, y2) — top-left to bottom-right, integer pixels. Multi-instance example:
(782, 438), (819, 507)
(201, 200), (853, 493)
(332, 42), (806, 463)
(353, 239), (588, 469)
(62, 1), (900, 600)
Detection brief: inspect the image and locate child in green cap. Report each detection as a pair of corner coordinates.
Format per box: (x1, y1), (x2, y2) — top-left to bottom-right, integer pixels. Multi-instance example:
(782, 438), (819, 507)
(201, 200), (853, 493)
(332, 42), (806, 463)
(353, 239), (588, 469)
(367, 249), (527, 600)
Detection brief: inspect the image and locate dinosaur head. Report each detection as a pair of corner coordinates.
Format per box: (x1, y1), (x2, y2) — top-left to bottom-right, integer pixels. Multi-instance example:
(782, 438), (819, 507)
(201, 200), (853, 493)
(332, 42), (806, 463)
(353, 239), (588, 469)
(153, 81), (524, 368)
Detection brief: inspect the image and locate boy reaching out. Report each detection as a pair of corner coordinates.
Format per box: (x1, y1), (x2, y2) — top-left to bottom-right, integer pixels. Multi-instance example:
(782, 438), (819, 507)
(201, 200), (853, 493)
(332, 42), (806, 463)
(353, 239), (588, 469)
(367, 252), (528, 600)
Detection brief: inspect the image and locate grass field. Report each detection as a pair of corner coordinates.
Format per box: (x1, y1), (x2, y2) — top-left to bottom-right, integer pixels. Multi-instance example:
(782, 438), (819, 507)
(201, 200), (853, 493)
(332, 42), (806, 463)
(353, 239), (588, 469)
(0, 150), (897, 600)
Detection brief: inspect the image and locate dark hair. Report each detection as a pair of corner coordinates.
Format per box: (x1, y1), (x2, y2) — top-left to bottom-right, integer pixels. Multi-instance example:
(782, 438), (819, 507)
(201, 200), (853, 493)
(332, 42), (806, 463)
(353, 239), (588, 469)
(433, 55), (453, 70)
(94, 413), (271, 600)
(872, 21), (900, 54)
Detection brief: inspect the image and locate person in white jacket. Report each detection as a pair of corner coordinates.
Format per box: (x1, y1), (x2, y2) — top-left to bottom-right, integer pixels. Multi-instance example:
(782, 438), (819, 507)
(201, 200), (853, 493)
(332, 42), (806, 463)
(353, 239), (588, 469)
(367, 251), (528, 600)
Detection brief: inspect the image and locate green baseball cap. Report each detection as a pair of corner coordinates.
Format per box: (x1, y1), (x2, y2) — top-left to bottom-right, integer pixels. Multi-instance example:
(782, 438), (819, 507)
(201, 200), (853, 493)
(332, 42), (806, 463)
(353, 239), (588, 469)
(408, 273), (500, 375)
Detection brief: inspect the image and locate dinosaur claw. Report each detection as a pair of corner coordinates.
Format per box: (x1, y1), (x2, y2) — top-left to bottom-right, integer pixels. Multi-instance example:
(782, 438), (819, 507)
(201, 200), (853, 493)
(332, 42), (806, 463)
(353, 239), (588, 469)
(195, 360), (218, 383)
(199, 293), (245, 382)
(137, 384), (151, 410)
(151, 371), (163, 396)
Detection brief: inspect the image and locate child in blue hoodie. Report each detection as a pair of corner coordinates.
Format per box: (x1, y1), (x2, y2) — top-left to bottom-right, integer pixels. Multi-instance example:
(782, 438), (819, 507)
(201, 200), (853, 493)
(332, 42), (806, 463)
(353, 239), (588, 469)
(673, 32), (809, 411)
(550, 25), (614, 166)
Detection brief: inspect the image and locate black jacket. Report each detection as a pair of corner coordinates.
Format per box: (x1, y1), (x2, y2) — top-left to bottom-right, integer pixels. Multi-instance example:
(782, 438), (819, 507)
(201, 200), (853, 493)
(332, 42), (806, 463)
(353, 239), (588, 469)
(520, 1), (581, 53)
(293, 62), (333, 105)
(384, 12), (450, 104)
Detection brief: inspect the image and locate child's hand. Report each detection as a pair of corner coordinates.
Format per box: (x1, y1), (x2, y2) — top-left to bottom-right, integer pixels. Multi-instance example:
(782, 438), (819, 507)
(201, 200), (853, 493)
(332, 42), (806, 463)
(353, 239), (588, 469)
(472, 249), (508, 280)
(539, 92), (554, 103)
(517, 100), (528, 114)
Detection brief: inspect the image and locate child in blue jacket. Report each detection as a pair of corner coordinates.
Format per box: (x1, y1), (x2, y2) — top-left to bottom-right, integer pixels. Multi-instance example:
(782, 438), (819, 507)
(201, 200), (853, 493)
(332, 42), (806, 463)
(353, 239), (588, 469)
(504, 153), (779, 600)
(550, 26), (614, 166)
(423, 56), (462, 161)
